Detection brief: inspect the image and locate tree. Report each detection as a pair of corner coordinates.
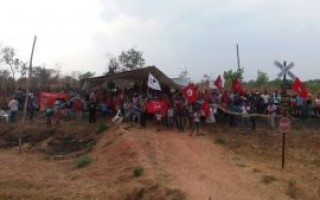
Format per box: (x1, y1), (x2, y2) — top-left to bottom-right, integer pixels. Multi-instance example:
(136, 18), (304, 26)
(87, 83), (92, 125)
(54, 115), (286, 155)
(106, 57), (119, 75)
(119, 48), (145, 71)
(78, 71), (95, 80)
(223, 68), (244, 88)
(0, 46), (22, 81)
(255, 70), (269, 87)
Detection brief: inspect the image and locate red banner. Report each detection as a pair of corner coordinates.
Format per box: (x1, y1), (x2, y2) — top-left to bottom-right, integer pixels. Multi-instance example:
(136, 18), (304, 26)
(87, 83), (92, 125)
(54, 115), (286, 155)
(39, 92), (69, 111)
(147, 100), (168, 114)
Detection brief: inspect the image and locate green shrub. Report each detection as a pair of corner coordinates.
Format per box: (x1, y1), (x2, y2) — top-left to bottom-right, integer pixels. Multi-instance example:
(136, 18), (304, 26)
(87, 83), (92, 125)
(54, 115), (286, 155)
(77, 155), (91, 168)
(96, 123), (108, 134)
(86, 140), (96, 150)
(133, 166), (144, 177)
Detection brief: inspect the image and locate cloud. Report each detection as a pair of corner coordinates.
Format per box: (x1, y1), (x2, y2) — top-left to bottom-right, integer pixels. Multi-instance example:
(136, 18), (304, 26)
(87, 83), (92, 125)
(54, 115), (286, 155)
(1, 0), (320, 80)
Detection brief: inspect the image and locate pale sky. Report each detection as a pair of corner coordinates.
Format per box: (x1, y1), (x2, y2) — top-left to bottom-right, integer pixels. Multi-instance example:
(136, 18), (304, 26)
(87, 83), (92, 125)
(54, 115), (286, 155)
(1, 0), (320, 81)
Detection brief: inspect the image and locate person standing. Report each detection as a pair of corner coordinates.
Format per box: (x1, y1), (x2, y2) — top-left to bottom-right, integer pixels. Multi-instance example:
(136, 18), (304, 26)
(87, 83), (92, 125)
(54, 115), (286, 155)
(88, 100), (97, 123)
(267, 101), (277, 129)
(139, 97), (147, 128)
(167, 105), (174, 130)
(175, 97), (185, 132)
(27, 95), (35, 122)
(314, 93), (320, 118)
(8, 96), (19, 122)
(241, 101), (251, 130)
(261, 90), (270, 113)
(73, 97), (83, 122)
(190, 108), (201, 136)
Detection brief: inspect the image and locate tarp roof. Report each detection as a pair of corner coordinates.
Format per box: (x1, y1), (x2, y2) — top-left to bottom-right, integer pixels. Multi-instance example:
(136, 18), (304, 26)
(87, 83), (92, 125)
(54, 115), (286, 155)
(82, 66), (179, 90)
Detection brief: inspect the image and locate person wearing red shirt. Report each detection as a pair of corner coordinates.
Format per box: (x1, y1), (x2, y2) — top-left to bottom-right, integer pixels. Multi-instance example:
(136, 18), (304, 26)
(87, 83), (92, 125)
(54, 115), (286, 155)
(73, 97), (83, 122)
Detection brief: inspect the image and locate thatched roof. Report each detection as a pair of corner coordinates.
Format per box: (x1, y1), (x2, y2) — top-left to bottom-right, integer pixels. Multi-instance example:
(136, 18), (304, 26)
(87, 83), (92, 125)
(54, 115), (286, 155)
(82, 66), (179, 90)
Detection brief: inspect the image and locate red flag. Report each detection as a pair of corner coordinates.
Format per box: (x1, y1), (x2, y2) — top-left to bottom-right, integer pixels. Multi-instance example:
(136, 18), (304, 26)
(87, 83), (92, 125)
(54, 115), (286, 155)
(232, 79), (245, 94)
(201, 100), (210, 116)
(214, 75), (223, 89)
(182, 83), (198, 104)
(292, 78), (308, 99)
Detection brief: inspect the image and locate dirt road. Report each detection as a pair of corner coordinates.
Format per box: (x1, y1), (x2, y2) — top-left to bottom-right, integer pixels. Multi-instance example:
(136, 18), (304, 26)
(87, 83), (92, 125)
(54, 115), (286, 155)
(129, 127), (269, 200)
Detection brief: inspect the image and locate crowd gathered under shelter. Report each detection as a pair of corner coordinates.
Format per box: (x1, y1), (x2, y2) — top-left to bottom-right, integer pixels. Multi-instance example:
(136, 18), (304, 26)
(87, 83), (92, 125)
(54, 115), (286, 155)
(1, 85), (320, 135)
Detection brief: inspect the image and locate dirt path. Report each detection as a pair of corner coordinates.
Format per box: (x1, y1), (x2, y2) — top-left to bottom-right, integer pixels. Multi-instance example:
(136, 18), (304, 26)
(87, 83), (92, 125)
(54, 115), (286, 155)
(132, 127), (269, 200)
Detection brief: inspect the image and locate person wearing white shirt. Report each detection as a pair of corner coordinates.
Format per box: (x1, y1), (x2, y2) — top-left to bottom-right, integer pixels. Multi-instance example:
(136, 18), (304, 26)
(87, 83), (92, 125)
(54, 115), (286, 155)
(8, 96), (19, 122)
(261, 90), (270, 113)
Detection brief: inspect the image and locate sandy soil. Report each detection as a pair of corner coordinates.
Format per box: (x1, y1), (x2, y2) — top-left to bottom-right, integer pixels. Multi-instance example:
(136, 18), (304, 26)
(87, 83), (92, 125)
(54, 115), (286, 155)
(0, 123), (318, 199)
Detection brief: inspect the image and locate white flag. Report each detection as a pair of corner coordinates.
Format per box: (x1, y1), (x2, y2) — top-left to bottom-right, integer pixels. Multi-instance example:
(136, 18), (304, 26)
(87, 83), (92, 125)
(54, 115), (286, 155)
(148, 73), (161, 90)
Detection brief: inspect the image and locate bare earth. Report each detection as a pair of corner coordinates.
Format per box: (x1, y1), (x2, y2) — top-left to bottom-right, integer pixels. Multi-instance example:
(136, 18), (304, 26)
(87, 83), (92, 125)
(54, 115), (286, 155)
(0, 123), (318, 199)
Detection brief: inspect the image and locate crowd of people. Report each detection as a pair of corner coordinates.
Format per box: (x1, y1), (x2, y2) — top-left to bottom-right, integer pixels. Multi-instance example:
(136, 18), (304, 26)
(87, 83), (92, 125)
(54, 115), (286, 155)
(1, 87), (320, 135)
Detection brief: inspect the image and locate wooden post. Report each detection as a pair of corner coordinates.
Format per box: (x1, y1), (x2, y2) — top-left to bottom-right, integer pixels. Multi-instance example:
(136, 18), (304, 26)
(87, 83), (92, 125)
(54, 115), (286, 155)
(282, 132), (286, 169)
(19, 35), (37, 153)
(281, 61), (287, 169)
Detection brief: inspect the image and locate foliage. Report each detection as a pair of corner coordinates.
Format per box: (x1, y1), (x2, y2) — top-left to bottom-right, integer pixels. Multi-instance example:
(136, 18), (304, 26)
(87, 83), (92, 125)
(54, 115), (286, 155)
(223, 68), (244, 88)
(0, 46), (24, 87)
(106, 57), (120, 75)
(78, 71), (95, 80)
(76, 155), (91, 168)
(133, 166), (144, 177)
(96, 123), (108, 134)
(255, 70), (269, 87)
(86, 140), (96, 150)
(119, 48), (145, 71)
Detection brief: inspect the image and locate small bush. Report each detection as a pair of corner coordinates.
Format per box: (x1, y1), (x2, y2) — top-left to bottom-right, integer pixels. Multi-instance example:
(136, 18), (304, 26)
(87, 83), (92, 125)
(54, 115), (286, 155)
(77, 155), (91, 168)
(261, 175), (277, 184)
(215, 138), (226, 145)
(133, 166), (144, 177)
(96, 123), (108, 134)
(86, 140), (96, 150)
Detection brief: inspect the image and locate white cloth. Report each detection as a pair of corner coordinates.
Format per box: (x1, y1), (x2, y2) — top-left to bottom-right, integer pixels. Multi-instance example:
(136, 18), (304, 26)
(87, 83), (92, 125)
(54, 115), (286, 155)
(0, 109), (9, 122)
(206, 108), (216, 123)
(112, 109), (123, 124)
(8, 99), (19, 111)
(148, 73), (161, 90)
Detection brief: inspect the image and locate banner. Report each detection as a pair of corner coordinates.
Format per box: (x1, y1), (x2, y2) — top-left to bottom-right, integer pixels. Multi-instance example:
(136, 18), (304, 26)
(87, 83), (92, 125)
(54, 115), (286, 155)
(39, 92), (69, 111)
(147, 100), (168, 114)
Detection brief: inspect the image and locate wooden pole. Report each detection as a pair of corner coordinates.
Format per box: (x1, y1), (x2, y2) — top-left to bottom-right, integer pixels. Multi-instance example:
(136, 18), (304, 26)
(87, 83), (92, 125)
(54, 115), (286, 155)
(282, 132), (286, 169)
(19, 35), (37, 153)
(236, 44), (241, 72)
(23, 35), (37, 122)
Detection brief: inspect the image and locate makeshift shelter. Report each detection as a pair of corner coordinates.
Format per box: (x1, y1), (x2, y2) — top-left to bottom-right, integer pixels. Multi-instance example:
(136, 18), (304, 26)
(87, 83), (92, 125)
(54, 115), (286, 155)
(82, 66), (179, 92)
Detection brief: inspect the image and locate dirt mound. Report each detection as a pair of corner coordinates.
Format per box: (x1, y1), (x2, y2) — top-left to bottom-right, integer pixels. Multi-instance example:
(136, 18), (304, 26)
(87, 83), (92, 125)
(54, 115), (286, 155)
(124, 184), (186, 200)
(0, 122), (100, 155)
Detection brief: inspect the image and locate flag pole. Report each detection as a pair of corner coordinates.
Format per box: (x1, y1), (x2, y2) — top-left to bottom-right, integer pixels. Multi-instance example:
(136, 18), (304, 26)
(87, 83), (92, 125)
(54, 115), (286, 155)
(236, 44), (241, 73)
